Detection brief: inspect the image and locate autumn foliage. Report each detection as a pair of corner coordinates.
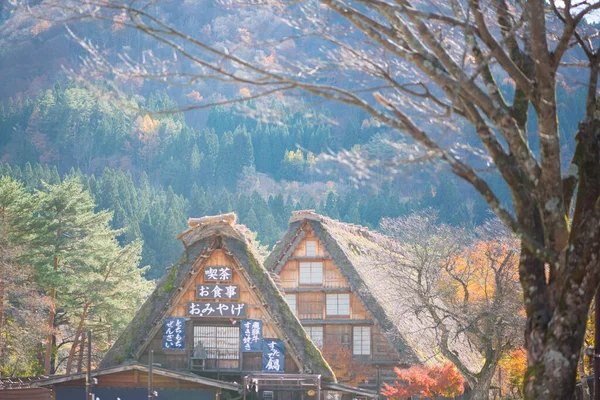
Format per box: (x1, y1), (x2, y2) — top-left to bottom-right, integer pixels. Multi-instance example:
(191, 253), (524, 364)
(382, 363), (465, 400)
(321, 343), (375, 387)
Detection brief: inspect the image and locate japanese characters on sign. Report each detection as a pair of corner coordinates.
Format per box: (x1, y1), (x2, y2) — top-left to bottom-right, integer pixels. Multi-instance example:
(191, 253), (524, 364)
(324, 392), (341, 400)
(262, 339), (285, 373)
(188, 301), (247, 318)
(162, 318), (185, 350)
(204, 266), (232, 281)
(241, 319), (263, 352)
(196, 284), (239, 300)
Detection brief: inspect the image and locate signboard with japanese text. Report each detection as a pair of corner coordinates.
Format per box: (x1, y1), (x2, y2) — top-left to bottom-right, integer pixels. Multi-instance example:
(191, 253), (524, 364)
(204, 266), (232, 282)
(162, 318), (185, 350)
(196, 284), (239, 300)
(187, 301), (247, 318)
(241, 319), (263, 352)
(262, 339), (285, 373)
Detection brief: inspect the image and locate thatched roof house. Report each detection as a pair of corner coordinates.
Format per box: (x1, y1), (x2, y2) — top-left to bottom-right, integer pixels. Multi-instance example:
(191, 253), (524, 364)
(102, 213), (335, 382)
(265, 210), (482, 373)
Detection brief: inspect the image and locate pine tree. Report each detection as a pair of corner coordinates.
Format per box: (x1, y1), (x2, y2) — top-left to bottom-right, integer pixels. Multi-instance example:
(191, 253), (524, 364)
(15, 178), (114, 374)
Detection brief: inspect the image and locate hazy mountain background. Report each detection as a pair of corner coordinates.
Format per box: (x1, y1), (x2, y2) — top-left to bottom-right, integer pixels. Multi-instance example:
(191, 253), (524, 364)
(0, 1), (589, 279)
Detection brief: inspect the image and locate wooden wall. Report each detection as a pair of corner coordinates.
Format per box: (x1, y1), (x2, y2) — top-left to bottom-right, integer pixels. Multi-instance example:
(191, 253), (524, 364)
(139, 248), (300, 374)
(278, 227), (400, 365)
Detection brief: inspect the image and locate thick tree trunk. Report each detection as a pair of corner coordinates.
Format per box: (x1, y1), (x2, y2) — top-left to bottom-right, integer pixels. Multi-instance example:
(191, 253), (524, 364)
(522, 114), (600, 399)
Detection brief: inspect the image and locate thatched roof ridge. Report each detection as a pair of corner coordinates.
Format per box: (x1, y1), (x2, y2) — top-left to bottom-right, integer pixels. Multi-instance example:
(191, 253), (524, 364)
(102, 213), (335, 381)
(266, 211), (482, 373)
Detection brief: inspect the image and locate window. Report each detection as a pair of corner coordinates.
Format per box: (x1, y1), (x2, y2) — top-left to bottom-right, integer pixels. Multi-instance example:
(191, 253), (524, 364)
(353, 326), (371, 355)
(299, 262), (323, 284)
(325, 325), (351, 347)
(298, 293), (324, 319)
(193, 325), (239, 360)
(285, 294), (297, 316)
(305, 326), (324, 348)
(326, 293), (350, 316)
(305, 240), (318, 256)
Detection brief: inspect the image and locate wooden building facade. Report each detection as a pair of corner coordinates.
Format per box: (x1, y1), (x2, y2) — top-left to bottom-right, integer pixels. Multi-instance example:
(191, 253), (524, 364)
(101, 213), (335, 386)
(266, 211), (482, 388)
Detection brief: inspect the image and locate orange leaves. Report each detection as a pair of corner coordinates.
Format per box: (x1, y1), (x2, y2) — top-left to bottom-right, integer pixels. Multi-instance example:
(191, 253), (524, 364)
(186, 90), (204, 103)
(382, 363), (465, 399)
(321, 343), (374, 386)
(444, 238), (519, 306)
(31, 20), (51, 36)
(262, 49), (278, 67)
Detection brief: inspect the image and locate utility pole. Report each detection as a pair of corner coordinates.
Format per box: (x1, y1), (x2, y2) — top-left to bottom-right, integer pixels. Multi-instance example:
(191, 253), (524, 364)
(85, 330), (92, 400)
(148, 350), (154, 400)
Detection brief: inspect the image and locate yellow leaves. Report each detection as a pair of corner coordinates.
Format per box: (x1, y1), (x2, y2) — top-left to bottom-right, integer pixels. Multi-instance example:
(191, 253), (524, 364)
(498, 348), (527, 396)
(445, 239), (519, 304)
(135, 115), (160, 139)
(239, 87), (252, 98)
(31, 20), (51, 36)
(132, 115), (161, 161)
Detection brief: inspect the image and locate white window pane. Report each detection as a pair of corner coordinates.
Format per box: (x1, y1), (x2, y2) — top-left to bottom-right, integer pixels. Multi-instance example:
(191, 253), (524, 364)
(306, 241), (317, 256)
(307, 326), (323, 348)
(353, 326), (370, 355)
(311, 262), (323, 283)
(339, 294), (350, 315)
(299, 262), (312, 283)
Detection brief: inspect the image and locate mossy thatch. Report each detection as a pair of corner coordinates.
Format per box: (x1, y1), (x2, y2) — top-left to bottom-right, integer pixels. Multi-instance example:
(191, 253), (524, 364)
(101, 213), (336, 382)
(266, 211), (483, 374)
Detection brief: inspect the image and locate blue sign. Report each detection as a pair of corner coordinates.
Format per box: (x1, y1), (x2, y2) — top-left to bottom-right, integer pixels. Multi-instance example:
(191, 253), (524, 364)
(262, 339), (285, 372)
(163, 318), (185, 350)
(241, 319), (263, 352)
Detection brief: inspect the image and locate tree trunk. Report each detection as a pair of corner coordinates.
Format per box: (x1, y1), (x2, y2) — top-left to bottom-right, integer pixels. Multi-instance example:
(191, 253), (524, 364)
(44, 287), (55, 375)
(522, 114), (600, 399)
(470, 363), (495, 400)
(66, 303), (90, 374)
(76, 333), (86, 373)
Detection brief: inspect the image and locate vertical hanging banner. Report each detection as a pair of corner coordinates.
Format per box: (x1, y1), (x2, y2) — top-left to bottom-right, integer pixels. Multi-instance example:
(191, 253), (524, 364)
(241, 319), (263, 352)
(163, 318), (186, 350)
(262, 339), (285, 372)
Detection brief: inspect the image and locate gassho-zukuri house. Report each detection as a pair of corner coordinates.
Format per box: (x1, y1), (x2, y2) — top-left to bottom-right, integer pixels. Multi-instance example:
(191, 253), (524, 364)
(28, 213), (376, 400)
(265, 210), (482, 391)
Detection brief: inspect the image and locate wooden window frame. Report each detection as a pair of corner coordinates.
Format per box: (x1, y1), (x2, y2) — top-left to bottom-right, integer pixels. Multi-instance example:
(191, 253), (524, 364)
(352, 326), (371, 356)
(326, 293), (351, 317)
(193, 324), (240, 360)
(305, 326), (324, 348)
(299, 261), (323, 285)
(305, 240), (318, 257)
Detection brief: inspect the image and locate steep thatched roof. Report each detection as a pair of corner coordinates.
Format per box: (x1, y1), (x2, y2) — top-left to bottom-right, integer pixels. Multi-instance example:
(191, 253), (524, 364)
(101, 213), (335, 381)
(265, 211), (483, 373)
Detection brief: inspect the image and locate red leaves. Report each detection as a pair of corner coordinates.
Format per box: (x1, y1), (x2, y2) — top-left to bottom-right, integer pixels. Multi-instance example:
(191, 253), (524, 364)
(382, 363), (465, 399)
